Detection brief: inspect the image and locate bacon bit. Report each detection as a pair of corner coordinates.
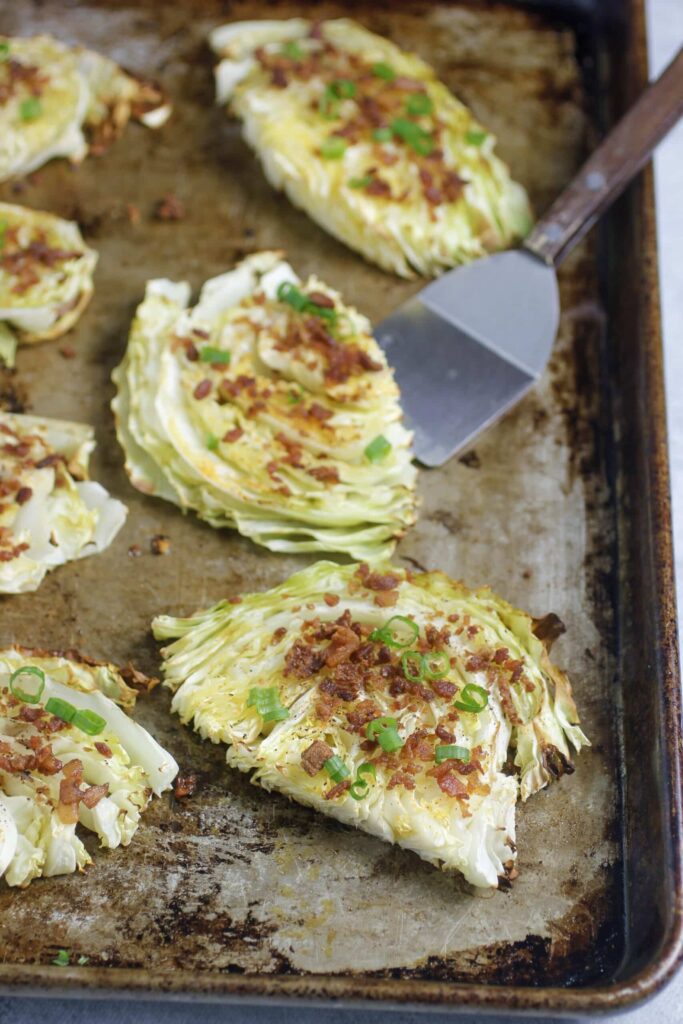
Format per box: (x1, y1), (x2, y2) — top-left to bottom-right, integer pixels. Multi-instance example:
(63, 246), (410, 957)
(18, 705), (44, 723)
(247, 401), (266, 418)
(374, 590), (399, 608)
(346, 699), (380, 732)
(314, 692), (341, 721)
(324, 779), (351, 800)
(387, 770), (416, 791)
(128, 544), (142, 558)
(507, 659), (524, 682)
(34, 453), (62, 469)
(58, 344), (76, 359)
(193, 378), (212, 400)
(356, 564), (401, 591)
(365, 177), (392, 198)
(223, 427), (244, 443)
(493, 647), (509, 664)
(466, 653), (489, 672)
(394, 75), (425, 92)
(228, 596), (242, 604)
(307, 465), (340, 485)
(429, 766), (470, 799)
(307, 402), (333, 423)
(150, 534), (171, 556)
(306, 290), (335, 309)
(15, 486), (32, 505)
(185, 342), (199, 362)
(430, 678), (456, 698)
(154, 192), (185, 222)
(403, 729), (433, 762)
(284, 641), (326, 679)
(34, 745), (63, 775)
(47, 715), (68, 732)
(301, 739), (333, 776)
(81, 783), (109, 809)
(271, 626), (287, 645)
(436, 723), (455, 743)
(174, 773), (198, 799)
(95, 742), (112, 757)
(325, 626), (361, 668)
(323, 593), (340, 607)
(448, 614), (460, 623)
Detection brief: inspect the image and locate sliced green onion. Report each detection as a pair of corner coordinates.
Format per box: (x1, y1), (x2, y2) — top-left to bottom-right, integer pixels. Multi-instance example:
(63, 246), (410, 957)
(77, 955), (90, 966)
(372, 62), (395, 81)
(200, 346), (230, 364)
(333, 78), (356, 98)
(277, 281), (308, 312)
(324, 756), (350, 783)
(423, 649), (450, 680)
(45, 697), (77, 723)
(71, 709), (106, 736)
(320, 136), (347, 159)
(349, 762), (377, 801)
(206, 434), (220, 452)
(9, 666), (45, 705)
(364, 434), (391, 463)
(0, 42), (10, 61)
(348, 175), (373, 189)
(401, 650), (425, 683)
(0, 219), (7, 251)
(369, 615), (418, 648)
(465, 129), (488, 146)
(454, 682), (489, 713)
(390, 117), (434, 155)
(287, 388), (303, 404)
(282, 41), (302, 60)
(405, 93), (433, 116)
(19, 97), (42, 122)
(52, 949), (70, 967)
(372, 127), (393, 143)
(246, 686), (289, 723)
(435, 744), (471, 764)
(366, 717), (403, 753)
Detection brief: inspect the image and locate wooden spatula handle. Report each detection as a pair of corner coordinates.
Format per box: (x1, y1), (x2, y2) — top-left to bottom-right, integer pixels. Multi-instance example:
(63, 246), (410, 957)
(524, 46), (683, 267)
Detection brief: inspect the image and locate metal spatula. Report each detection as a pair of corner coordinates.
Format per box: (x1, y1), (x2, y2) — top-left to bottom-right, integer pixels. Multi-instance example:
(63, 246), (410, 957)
(377, 46), (683, 467)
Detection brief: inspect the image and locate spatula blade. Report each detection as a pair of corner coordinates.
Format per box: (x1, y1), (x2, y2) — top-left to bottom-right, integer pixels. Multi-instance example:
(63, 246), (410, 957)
(376, 251), (559, 467)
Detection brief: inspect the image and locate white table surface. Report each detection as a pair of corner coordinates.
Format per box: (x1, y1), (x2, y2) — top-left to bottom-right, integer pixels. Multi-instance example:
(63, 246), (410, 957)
(2, 1), (682, 1022)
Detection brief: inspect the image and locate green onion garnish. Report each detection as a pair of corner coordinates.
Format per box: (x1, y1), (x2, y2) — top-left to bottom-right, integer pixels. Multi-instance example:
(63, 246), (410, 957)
(401, 650), (425, 683)
(454, 682), (489, 713)
(287, 388), (303, 404)
(324, 756), (350, 783)
(19, 97), (42, 122)
(369, 615), (418, 648)
(364, 434), (391, 463)
(405, 93), (433, 116)
(372, 62), (395, 81)
(349, 761), (376, 800)
(77, 955), (90, 966)
(465, 129), (487, 146)
(9, 666), (45, 705)
(435, 743), (471, 764)
(333, 78), (356, 98)
(0, 42), (10, 61)
(200, 346), (230, 364)
(348, 175), (373, 189)
(44, 697), (77, 723)
(52, 949), (70, 967)
(277, 281), (337, 325)
(0, 219), (7, 251)
(390, 117), (434, 155)
(206, 434), (220, 452)
(423, 649), (450, 680)
(282, 40), (303, 60)
(71, 709), (106, 736)
(372, 127), (393, 143)
(247, 686), (289, 723)
(366, 717), (404, 753)
(320, 136), (347, 159)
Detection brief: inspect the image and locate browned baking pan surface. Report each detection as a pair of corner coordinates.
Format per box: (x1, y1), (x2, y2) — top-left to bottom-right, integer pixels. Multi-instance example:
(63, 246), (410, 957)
(0, 0), (680, 1015)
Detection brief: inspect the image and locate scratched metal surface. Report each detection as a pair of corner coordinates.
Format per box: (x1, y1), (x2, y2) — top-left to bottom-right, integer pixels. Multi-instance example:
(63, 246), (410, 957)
(0, 0), (620, 990)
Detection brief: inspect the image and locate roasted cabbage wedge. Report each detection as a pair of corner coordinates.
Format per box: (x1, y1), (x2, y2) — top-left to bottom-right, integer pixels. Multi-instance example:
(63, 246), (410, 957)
(0, 411), (127, 593)
(153, 561), (588, 889)
(112, 251), (416, 560)
(0, 647), (178, 887)
(0, 34), (171, 184)
(210, 18), (532, 277)
(0, 202), (98, 366)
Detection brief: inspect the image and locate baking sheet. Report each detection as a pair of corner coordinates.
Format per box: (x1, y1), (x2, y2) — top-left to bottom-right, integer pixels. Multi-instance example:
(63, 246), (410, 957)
(0, 0), (622, 992)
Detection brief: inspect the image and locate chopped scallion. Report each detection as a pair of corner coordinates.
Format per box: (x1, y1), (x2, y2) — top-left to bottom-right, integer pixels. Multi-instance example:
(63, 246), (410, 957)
(206, 434), (220, 452)
(200, 346), (230, 364)
(372, 127), (393, 143)
(52, 949), (70, 967)
(465, 129), (488, 146)
(372, 62), (395, 81)
(0, 219), (7, 251)
(349, 761), (376, 800)
(401, 650), (425, 683)
(405, 93), (433, 116)
(364, 434), (391, 463)
(390, 117), (434, 155)
(332, 78), (356, 98)
(282, 41), (302, 60)
(366, 717), (403, 753)
(0, 42), (10, 61)
(45, 696), (77, 723)
(9, 666), (45, 705)
(247, 686), (289, 723)
(423, 649), (450, 680)
(324, 755), (350, 783)
(348, 175), (373, 189)
(71, 709), (106, 736)
(435, 743), (471, 764)
(454, 682), (489, 713)
(369, 614), (418, 648)
(320, 136), (347, 159)
(77, 955), (90, 966)
(19, 97), (42, 122)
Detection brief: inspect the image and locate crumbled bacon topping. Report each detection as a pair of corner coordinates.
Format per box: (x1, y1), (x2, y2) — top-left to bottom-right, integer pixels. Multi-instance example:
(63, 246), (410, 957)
(301, 739), (333, 776)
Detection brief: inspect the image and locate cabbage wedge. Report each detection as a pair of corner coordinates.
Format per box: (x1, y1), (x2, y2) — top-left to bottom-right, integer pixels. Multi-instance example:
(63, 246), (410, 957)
(153, 561), (588, 889)
(0, 647), (178, 887)
(0, 411), (127, 593)
(0, 202), (97, 366)
(210, 18), (532, 277)
(0, 34), (171, 184)
(112, 252), (417, 560)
